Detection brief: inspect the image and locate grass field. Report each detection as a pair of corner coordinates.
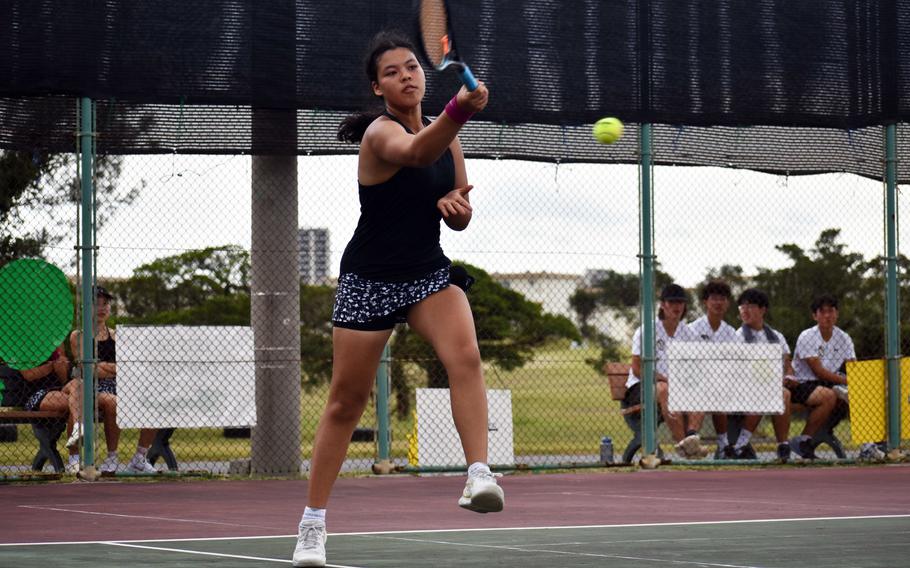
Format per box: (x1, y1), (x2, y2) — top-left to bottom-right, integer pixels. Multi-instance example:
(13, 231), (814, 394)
(0, 342), (860, 472)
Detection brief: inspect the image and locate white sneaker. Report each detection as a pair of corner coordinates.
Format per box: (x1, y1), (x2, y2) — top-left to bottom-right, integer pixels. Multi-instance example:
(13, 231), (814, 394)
(100, 455), (119, 473)
(458, 471), (504, 513)
(65, 457), (80, 474)
(126, 454), (158, 474)
(65, 422), (83, 448)
(292, 519), (327, 567)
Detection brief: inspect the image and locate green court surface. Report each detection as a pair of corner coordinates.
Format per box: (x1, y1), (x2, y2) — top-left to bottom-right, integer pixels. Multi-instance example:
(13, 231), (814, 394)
(2, 515), (908, 567)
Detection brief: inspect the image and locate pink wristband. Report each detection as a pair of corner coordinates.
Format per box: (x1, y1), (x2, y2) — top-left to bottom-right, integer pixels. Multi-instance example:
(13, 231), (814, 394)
(444, 96), (474, 125)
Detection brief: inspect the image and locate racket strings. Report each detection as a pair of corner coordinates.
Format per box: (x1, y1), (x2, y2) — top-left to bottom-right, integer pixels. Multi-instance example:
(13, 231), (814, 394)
(419, 0), (449, 66)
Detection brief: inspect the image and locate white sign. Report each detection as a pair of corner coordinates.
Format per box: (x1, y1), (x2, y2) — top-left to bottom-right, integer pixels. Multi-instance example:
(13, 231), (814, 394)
(667, 342), (785, 413)
(415, 388), (514, 467)
(116, 326), (257, 428)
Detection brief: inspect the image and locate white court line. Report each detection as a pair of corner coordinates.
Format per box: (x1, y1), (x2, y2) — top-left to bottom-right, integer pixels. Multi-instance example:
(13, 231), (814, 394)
(102, 542), (366, 568)
(523, 491), (907, 512)
(2, 513), (909, 547)
(363, 534), (761, 568)
(16, 504), (279, 530)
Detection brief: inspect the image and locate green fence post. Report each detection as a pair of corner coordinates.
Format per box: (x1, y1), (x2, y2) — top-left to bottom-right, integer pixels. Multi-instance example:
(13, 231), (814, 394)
(78, 97), (97, 478)
(639, 123), (658, 464)
(372, 343), (393, 474)
(883, 123), (902, 453)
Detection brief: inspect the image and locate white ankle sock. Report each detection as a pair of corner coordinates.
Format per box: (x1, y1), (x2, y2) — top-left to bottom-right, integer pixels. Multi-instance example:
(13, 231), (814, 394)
(716, 433), (728, 449)
(68, 454), (79, 464)
(136, 446), (149, 457)
(735, 430), (753, 449)
(107, 451), (117, 460)
(302, 507), (326, 523)
(468, 462), (491, 478)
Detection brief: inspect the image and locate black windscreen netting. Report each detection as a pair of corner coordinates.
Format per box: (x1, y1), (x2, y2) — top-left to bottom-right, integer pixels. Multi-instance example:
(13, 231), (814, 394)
(2, 1), (910, 180)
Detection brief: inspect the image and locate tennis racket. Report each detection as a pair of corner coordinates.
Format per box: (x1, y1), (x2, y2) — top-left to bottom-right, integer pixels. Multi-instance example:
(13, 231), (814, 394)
(415, 0), (478, 91)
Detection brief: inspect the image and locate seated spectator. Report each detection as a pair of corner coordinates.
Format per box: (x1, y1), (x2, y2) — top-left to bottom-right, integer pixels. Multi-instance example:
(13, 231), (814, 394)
(735, 288), (829, 461)
(688, 279), (737, 458)
(627, 283), (706, 459)
(791, 294), (854, 453)
(0, 345), (82, 472)
(68, 286), (157, 474)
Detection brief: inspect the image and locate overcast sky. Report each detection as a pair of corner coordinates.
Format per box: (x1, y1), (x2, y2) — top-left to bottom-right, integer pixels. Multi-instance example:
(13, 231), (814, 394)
(71, 154), (905, 289)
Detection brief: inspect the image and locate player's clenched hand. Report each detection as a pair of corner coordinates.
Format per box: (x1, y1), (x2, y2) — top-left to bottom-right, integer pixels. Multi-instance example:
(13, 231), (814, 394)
(456, 83), (488, 113)
(437, 185), (473, 218)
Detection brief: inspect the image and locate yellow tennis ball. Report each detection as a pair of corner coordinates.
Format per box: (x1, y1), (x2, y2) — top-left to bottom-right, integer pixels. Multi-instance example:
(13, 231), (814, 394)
(593, 117), (624, 144)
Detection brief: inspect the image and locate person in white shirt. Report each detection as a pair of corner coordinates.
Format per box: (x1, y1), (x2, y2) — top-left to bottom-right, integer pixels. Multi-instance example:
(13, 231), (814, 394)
(735, 288), (833, 461)
(688, 280), (738, 458)
(627, 283), (705, 459)
(791, 294), (855, 452)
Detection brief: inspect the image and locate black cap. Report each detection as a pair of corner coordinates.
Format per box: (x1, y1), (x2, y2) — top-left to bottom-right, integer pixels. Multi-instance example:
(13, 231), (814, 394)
(659, 283), (687, 302)
(94, 286), (114, 300)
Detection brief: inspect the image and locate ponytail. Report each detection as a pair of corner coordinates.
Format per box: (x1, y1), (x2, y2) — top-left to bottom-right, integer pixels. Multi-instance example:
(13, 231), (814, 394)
(337, 108), (384, 144)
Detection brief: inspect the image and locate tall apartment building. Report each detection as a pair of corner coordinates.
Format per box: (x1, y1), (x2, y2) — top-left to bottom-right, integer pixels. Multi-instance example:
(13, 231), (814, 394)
(298, 228), (330, 285)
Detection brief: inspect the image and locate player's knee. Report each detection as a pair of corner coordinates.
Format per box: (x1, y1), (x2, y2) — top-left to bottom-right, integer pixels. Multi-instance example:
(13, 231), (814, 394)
(442, 342), (482, 373)
(325, 393), (369, 424)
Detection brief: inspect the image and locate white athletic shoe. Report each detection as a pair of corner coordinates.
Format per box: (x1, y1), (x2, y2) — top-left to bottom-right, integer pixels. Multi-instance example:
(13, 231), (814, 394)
(677, 434), (708, 458)
(65, 457), (80, 474)
(126, 454), (157, 474)
(65, 422), (82, 448)
(292, 519), (327, 567)
(458, 471), (504, 513)
(100, 455), (119, 473)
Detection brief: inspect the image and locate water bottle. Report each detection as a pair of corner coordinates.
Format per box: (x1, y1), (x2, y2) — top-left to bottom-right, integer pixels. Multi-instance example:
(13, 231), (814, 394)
(600, 436), (614, 465)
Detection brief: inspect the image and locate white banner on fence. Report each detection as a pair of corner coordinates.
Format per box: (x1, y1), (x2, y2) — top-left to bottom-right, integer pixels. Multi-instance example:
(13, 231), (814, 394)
(116, 325), (256, 428)
(415, 388), (514, 467)
(667, 342), (785, 414)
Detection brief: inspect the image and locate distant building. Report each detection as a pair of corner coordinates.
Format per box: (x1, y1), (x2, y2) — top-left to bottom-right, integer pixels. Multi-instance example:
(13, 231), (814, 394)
(492, 271), (584, 321)
(298, 228), (330, 285)
(493, 270), (636, 342)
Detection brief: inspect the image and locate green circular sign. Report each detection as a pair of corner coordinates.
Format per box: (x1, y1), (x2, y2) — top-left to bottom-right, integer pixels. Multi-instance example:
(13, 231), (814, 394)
(0, 259), (74, 370)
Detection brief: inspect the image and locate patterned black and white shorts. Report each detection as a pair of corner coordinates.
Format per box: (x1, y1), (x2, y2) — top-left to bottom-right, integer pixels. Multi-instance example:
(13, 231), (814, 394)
(332, 266), (452, 331)
(24, 389), (49, 411)
(98, 378), (117, 396)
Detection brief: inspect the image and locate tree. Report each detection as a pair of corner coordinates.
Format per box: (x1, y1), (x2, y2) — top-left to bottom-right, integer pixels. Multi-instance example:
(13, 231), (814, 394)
(752, 228), (906, 359)
(390, 262), (580, 418)
(569, 265), (675, 374)
(111, 245), (334, 388)
(112, 246), (250, 319)
(0, 150), (143, 265)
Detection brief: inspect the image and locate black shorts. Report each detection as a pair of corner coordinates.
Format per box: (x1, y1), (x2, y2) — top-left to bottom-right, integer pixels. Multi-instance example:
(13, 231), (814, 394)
(789, 381), (822, 405)
(622, 381), (641, 409)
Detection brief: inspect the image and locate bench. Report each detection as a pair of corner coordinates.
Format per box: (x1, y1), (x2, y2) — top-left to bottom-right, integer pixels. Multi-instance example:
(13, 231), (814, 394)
(605, 362), (847, 461)
(605, 363), (666, 463)
(0, 408), (67, 472)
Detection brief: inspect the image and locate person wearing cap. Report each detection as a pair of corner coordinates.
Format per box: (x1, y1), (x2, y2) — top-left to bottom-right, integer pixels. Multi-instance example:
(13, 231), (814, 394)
(687, 279), (738, 459)
(67, 286), (159, 474)
(735, 288), (833, 461)
(627, 283), (707, 459)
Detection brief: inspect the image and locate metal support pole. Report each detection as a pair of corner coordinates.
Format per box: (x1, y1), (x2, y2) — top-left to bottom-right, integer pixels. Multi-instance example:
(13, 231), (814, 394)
(372, 343), (393, 474)
(639, 123), (658, 461)
(78, 97), (97, 477)
(883, 123), (902, 451)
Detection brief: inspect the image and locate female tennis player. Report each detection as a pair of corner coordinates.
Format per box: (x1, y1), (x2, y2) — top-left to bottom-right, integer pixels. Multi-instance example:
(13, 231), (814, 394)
(292, 30), (501, 567)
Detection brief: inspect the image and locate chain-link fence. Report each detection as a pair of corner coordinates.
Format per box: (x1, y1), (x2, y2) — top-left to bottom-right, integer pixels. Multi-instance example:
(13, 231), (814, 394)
(1, 120), (907, 476)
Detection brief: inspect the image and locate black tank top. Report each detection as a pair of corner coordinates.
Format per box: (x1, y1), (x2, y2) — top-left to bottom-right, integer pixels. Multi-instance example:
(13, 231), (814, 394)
(339, 113), (454, 282)
(98, 334), (115, 363)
